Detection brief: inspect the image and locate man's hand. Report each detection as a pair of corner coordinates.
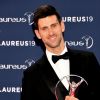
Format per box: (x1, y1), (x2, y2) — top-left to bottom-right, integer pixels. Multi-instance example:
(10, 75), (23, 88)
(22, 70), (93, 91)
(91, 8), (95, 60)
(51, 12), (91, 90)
(65, 96), (79, 100)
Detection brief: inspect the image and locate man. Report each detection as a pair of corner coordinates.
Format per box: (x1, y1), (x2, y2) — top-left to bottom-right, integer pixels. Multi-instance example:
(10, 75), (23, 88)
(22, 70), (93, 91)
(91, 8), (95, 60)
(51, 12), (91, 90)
(21, 4), (100, 100)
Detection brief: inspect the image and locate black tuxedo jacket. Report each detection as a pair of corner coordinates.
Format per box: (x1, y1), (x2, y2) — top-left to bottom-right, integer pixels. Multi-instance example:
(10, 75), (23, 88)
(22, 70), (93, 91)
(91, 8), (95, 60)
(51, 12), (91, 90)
(21, 48), (100, 100)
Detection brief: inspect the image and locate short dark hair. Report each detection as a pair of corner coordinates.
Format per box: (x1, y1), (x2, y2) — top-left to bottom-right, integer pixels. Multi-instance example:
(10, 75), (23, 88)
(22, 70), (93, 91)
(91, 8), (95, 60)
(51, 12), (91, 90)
(32, 4), (62, 30)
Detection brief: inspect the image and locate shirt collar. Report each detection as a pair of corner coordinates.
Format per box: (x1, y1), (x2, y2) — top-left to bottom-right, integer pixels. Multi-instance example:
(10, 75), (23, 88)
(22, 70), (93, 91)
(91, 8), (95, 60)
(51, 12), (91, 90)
(46, 43), (68, 62)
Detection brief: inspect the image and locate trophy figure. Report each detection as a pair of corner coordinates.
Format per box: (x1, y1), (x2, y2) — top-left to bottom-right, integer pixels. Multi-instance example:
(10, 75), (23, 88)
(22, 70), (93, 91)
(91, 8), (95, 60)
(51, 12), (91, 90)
(55, 74), (88, 100)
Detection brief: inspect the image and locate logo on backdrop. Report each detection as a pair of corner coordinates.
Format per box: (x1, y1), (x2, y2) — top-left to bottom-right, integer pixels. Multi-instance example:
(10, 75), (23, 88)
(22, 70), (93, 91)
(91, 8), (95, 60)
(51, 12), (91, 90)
(24, 12), (34, 25)
(62, 16), (94, 23)
(0, 86), (22, 93)
(25, 59), (35, 67)
(24, 12), (94, 25)
(0, 59), (35, 70)
(66, 35), (93, 49)
(0, 35), (93, 48)
(0, 40), (36, 47)
(0, 11), (94, 25)
(82, 35), (93, 49)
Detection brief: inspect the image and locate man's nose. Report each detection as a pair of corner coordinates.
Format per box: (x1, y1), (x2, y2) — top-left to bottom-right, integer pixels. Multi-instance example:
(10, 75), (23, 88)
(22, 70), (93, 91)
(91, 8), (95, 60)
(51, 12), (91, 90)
(48, 28), (54, 36)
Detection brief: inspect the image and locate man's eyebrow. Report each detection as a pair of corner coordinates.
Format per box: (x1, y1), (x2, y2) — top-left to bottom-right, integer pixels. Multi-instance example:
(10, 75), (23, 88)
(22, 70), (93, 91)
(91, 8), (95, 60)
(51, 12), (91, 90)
(41, 26), (48, 29)
(51, 22), (59, 25)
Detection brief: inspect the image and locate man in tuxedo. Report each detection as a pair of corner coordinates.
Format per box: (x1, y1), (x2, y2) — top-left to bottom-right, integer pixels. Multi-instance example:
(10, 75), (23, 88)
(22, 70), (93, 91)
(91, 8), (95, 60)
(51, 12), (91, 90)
(21, 4), (100, 100)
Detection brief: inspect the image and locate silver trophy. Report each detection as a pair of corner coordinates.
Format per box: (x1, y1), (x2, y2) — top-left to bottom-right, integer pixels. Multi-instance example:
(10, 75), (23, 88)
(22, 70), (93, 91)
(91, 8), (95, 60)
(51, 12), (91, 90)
(55, 74), (88, 100)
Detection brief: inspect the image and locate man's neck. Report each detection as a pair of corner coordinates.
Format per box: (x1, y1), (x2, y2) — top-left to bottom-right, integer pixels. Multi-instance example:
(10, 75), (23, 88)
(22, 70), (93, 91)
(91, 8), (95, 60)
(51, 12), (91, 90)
(46, 42), (67, 55)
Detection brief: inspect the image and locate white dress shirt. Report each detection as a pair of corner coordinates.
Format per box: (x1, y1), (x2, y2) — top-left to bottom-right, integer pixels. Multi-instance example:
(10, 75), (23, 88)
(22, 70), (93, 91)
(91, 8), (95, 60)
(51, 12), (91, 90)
(46, 44), (70, 90)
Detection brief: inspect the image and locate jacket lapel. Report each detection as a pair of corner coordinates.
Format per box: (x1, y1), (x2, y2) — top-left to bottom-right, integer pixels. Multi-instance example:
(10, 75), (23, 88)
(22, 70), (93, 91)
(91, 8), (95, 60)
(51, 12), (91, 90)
(68, 48), (81, 74)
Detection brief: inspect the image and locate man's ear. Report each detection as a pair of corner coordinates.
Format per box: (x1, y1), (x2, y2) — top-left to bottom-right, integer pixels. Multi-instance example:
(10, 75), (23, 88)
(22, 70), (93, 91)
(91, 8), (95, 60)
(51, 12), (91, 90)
(34, 30), (41, 39)
(61, 21), (65, 32)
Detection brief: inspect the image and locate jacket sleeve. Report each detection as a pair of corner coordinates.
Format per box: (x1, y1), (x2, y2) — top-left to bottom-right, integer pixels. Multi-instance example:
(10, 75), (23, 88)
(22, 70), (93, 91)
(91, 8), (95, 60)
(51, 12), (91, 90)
(20, 69), (41, 100)
(88, 52), (100, 100)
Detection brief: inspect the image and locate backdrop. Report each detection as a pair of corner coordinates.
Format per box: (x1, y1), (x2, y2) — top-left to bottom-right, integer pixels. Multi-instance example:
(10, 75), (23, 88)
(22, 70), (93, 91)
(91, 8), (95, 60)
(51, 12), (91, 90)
(0, 0), (100, 100)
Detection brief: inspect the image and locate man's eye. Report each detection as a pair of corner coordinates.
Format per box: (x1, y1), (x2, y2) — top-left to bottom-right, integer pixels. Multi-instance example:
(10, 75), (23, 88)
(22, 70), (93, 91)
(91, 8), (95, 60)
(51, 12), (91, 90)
(52, 24), (57, 28)
(42, 27), (47, 31)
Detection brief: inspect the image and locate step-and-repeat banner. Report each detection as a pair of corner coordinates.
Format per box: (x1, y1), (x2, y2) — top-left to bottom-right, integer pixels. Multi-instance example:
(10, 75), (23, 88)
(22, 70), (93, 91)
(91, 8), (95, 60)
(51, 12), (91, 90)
(0, 0), (100, 100)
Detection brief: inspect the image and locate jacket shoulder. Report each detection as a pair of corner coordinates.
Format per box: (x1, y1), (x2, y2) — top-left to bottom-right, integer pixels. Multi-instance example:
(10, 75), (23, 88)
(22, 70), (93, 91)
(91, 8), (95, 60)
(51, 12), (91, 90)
(69, 48), (94, 56)
(23, 54), (46, 74)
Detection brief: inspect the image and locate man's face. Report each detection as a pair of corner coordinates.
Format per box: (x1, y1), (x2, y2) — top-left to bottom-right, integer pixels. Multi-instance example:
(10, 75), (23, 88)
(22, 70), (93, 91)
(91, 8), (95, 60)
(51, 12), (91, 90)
(35, 15), (65, 51)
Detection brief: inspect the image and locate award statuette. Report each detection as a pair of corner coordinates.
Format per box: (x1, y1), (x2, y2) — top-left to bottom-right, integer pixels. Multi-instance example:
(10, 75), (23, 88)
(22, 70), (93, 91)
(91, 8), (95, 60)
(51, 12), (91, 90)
(55, 74), (88, 100)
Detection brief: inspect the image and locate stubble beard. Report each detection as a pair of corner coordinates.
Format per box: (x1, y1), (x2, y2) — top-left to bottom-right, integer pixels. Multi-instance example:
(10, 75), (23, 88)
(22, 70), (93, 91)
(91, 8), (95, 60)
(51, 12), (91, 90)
(45, 37), (64, 52)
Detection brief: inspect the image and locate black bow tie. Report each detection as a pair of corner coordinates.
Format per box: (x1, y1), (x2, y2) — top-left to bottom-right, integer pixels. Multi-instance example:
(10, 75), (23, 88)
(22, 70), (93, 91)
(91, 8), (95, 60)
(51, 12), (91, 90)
(52, 52), (69, 63)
